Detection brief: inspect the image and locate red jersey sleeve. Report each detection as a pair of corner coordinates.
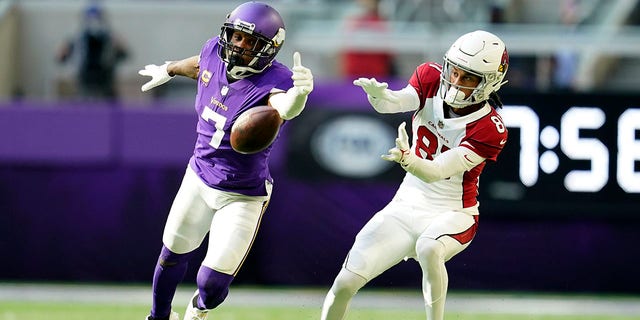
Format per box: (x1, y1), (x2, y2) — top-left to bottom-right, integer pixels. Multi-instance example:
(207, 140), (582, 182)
(462, 110), (508, 162)
(408, 63), (442, 109)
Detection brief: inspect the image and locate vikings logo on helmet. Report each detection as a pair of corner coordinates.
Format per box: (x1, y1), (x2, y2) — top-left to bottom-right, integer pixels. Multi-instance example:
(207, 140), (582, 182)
(272, 28), (286, 48)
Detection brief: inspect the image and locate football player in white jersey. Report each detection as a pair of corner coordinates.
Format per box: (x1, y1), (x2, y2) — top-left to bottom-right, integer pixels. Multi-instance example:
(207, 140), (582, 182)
(320, 30), (509, 320)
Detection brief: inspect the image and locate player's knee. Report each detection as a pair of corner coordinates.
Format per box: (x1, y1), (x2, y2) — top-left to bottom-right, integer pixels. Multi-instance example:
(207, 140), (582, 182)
(196, 266), (234, 309)
(415, 237), (445, 261)
(162, 233), (200, 254)
(158, 245), (192, 267)
(332, 268), (367, 298)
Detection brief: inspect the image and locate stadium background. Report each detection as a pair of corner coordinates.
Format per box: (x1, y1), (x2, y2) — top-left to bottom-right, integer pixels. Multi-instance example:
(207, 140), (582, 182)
(1, 0), (639, 301)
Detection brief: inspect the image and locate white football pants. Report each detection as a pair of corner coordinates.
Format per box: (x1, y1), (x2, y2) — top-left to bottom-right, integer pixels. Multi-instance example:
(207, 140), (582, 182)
(321, 198), (477, 320)
(162, 166), (271, 276)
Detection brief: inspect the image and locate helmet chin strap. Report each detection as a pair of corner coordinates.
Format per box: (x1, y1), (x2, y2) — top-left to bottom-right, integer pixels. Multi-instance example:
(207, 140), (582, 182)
(224, 49), (272, 80)
(225, 55), (253, 80)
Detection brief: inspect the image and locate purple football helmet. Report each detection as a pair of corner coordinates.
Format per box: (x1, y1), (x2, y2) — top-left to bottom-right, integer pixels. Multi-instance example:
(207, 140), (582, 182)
(218, 1), (286, 79)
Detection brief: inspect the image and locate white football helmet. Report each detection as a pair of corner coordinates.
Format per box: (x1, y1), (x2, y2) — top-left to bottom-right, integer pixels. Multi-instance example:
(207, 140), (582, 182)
(440, 30), (509, 108)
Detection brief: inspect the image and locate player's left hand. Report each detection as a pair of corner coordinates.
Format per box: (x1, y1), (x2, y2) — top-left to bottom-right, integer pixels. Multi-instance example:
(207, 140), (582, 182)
(353, 78), (400, 103)
(382, 122), (411, 165)
(291, 52), (313, 95)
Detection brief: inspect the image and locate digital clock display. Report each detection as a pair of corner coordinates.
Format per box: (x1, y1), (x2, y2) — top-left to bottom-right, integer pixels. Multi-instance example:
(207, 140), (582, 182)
(500, 106), (640, 192)
(482, 93), (639, 217)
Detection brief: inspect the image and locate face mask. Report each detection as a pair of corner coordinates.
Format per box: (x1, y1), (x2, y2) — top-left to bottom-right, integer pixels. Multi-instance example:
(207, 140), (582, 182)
(443, 85), (471, 108)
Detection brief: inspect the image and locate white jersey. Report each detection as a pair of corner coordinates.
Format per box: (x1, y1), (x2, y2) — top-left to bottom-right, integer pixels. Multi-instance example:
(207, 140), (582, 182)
(394, 62), (508, 212)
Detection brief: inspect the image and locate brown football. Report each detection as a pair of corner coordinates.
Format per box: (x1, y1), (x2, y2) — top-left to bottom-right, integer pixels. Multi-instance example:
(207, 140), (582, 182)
(230, 105), (283, 154)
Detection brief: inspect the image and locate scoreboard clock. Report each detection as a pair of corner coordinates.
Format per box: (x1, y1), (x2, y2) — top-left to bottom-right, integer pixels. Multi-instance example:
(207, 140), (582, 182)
(483, 92), (639, 217)
(500, 105), (640, 193)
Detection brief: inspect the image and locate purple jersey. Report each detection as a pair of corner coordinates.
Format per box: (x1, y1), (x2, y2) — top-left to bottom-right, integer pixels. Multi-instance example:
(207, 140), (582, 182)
(188, 37), (293, 196)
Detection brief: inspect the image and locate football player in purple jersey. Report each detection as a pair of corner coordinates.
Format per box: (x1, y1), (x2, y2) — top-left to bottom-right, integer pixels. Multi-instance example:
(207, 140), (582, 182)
(320, 30), (509, 320)
(138, 2), (313, 320)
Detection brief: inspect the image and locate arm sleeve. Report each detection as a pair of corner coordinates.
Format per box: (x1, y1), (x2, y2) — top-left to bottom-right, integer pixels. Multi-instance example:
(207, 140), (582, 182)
(401, 147), (485, 183)
(268, 87), (307, 120)
(369, 84), (420, 114)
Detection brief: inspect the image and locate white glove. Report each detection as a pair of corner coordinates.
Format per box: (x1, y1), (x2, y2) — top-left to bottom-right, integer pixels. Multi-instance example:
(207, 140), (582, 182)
(353, 77), (400, 103)
(138, 61), (174, 92)
(381, 122), (413, 166)
(291, 51), (313, 95)
(270, 52), (313, 120)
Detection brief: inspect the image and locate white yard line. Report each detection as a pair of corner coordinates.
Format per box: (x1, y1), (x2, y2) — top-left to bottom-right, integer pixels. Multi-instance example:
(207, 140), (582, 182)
(0, 283), (639, 316)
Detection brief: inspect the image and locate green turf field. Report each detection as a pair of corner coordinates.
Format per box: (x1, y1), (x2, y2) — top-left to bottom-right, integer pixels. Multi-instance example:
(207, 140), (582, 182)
(0, 301), (639, 320)
(1, 284), (639, 320)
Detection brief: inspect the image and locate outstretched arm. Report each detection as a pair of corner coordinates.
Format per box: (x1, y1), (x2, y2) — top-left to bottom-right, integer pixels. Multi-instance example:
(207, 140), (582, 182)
(353, 78), (419, 114)
(138, 55), (200, 92)
(166, 56), (200, 79)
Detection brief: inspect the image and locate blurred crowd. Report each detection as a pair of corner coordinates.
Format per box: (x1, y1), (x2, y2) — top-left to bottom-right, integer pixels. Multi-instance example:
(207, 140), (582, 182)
(1, 0), (639, 104)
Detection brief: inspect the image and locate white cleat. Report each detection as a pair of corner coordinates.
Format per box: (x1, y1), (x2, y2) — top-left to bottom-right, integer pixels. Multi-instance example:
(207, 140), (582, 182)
(183, 290), (210, 320)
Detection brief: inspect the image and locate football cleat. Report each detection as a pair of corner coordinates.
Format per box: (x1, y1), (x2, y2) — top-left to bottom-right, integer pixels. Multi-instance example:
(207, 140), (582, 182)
(146, 311), (179, 320)
(184, 290), (210, 320)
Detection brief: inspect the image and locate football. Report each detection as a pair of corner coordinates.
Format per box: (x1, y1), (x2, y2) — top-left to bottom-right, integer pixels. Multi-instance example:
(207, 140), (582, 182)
(230, 105), (283, 154)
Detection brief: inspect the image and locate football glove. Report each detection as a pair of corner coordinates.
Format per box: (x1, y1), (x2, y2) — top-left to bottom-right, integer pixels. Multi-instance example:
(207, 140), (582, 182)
(381, 122), (413, 166)
(271, 52), (313, 120)
(353, 77), (400, 103)
(291, 51), (313, 95)
(138, 61), (174, 92)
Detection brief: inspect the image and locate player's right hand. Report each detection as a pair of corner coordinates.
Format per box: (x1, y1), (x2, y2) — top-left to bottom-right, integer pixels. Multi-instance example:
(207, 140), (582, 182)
(353, 78), (400, 103)
(381, 122), (411, 166)
(138, 61), (174, 92)
(291, 52), (313, 95)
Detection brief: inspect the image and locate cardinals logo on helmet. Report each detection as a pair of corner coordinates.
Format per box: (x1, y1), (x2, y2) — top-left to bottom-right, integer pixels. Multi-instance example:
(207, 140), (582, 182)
(498, 48), (509, 73)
